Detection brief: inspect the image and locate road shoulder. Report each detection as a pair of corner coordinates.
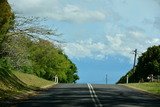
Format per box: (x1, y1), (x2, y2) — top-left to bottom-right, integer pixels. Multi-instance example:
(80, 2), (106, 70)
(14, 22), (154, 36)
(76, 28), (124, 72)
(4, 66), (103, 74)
(120, 84), (160, 99)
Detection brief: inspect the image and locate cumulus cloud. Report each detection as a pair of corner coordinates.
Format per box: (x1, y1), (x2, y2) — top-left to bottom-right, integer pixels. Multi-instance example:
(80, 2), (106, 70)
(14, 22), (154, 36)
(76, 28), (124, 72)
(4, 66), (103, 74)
(62, 32), (160, 60)
(63, 39), (108, 60)
(8, 0), (106, 23)
(59, 5), (106, 22)
(105, 32), (154, 58)
(8, 0), (160, 61)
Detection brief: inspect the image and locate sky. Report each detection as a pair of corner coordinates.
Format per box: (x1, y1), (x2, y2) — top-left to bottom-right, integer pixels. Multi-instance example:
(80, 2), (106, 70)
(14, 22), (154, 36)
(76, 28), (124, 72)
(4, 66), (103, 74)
(8, 0), (160, 84)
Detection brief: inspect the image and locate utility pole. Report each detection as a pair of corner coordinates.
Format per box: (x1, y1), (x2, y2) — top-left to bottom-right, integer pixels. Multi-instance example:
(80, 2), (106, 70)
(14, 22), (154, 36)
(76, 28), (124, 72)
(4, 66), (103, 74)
(132, 49), (137, 82)
(106, 74), (107, 84)
(133, 49), (137, 72)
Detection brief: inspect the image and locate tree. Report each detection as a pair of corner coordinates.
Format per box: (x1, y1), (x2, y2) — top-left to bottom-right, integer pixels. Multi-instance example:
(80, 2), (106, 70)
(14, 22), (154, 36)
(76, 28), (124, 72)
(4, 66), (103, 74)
(12, 15), (61, 40)
(0, 0), (79, 83)
(28, 39), (79, 83)
(135, 45), (160, 82)
(0, 0), (14, 77)
(1, 33), (32, 72)
(0, 0), (14, 43)
(117, 45), (160, 83)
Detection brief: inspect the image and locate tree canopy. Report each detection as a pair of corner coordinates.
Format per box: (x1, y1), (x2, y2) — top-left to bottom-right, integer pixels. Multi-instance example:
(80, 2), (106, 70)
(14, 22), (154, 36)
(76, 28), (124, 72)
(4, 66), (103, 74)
(135, 45), (160, 82)
(0, 0), (79, 83)
(117, 45), (160, 83)
(0, 0), (14, 43)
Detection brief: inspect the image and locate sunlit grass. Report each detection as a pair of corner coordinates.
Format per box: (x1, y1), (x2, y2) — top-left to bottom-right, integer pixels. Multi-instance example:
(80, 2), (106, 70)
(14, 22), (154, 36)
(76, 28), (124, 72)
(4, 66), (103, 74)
(124, 82), (160, 95)
(13, 71), (54, 88)
(0, 71), (54, 100)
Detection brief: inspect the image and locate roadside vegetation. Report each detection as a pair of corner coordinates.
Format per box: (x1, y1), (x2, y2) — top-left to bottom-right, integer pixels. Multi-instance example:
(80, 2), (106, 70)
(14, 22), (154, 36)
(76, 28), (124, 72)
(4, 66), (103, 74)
(13, 71), (54, 88)
(0, 0), (79, 100)
(123, 82), (160, 95)
(117, 45), (160, 83)
(0, 71), (54, 100)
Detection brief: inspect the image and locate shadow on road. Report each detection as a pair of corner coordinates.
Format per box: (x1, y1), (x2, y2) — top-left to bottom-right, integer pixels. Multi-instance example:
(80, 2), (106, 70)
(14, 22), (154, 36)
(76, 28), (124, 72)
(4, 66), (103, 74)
(1, 84), (94, 107)
(93, 84), (160, 107)
(0, 84), (160, 107)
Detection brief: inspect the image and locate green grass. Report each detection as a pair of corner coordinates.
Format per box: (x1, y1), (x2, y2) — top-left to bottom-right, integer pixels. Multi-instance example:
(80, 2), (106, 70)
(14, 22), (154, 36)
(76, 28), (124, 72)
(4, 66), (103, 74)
(0, 71), (54, 100)
(124, 82), (160, 95)
(13, 71), (54, 88)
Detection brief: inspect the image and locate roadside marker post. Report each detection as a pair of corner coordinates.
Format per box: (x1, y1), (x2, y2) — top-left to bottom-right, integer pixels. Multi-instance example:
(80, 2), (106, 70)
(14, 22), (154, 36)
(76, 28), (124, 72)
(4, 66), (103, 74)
(55, 75), (58, 84)
(126, 75), (129, 84)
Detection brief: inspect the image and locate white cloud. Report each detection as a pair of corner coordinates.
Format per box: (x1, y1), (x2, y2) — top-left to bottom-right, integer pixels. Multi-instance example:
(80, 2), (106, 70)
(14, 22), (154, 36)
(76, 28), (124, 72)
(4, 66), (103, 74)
(62, 39), (107, 60)
(8, 0), (160, 61)
(62, 32), (160, 61)
(61, 5), (106, 22)
(8, 0), (106, 23)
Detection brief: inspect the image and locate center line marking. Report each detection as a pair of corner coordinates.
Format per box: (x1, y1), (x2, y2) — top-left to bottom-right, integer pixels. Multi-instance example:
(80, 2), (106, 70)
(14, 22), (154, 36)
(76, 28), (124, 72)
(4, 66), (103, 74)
(87, 83), (103, 107)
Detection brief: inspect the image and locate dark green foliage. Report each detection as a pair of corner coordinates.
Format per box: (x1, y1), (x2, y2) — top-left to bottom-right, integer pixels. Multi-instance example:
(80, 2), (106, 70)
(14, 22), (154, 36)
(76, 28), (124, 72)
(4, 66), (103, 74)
(116, 68), (135, 84)
(135, 45), (160, 82)
(0, 0), (14, 43)
(117, 45), (160, 83)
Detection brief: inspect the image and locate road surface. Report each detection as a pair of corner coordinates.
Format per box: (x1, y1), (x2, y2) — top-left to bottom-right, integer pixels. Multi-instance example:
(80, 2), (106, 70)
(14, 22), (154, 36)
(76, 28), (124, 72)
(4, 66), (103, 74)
(1, 84), (160, 107)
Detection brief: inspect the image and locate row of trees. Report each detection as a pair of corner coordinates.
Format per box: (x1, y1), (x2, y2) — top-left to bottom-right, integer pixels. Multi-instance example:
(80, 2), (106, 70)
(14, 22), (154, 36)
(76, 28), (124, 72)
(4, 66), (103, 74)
(0, 0), (79, 83)
(117, 45), (160, 83)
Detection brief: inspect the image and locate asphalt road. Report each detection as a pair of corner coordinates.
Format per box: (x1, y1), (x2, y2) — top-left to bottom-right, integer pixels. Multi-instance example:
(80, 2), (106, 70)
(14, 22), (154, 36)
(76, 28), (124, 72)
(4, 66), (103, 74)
(2, 84), (160, 107)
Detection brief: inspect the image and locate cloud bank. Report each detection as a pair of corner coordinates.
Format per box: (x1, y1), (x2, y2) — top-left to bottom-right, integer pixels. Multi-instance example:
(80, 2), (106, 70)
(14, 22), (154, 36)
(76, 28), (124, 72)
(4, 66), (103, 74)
(8, 0), (160, 61)
(62, 32), (160, 60)
(8, 0), (106, 23)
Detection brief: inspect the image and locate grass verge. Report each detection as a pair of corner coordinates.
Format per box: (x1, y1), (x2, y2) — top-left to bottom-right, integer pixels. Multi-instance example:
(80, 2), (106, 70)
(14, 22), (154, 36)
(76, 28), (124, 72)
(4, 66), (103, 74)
(123, 82), (160, 95)
(13, 71), (54, 88)
(0, 71), (54, 100)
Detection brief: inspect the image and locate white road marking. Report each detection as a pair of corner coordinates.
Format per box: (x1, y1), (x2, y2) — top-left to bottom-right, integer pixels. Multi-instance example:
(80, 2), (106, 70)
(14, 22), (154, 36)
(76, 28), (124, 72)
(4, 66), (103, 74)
(87, 83), (103, 107)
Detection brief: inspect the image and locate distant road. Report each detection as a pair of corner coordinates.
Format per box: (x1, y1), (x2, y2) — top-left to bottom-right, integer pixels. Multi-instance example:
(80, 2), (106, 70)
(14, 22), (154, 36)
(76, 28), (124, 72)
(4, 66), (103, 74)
(4, 84), (160, 107)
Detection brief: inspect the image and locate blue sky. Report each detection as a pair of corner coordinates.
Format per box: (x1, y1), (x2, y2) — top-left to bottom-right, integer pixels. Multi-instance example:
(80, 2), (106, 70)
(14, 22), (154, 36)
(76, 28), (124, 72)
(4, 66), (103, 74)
(9, 0), (160, 84)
